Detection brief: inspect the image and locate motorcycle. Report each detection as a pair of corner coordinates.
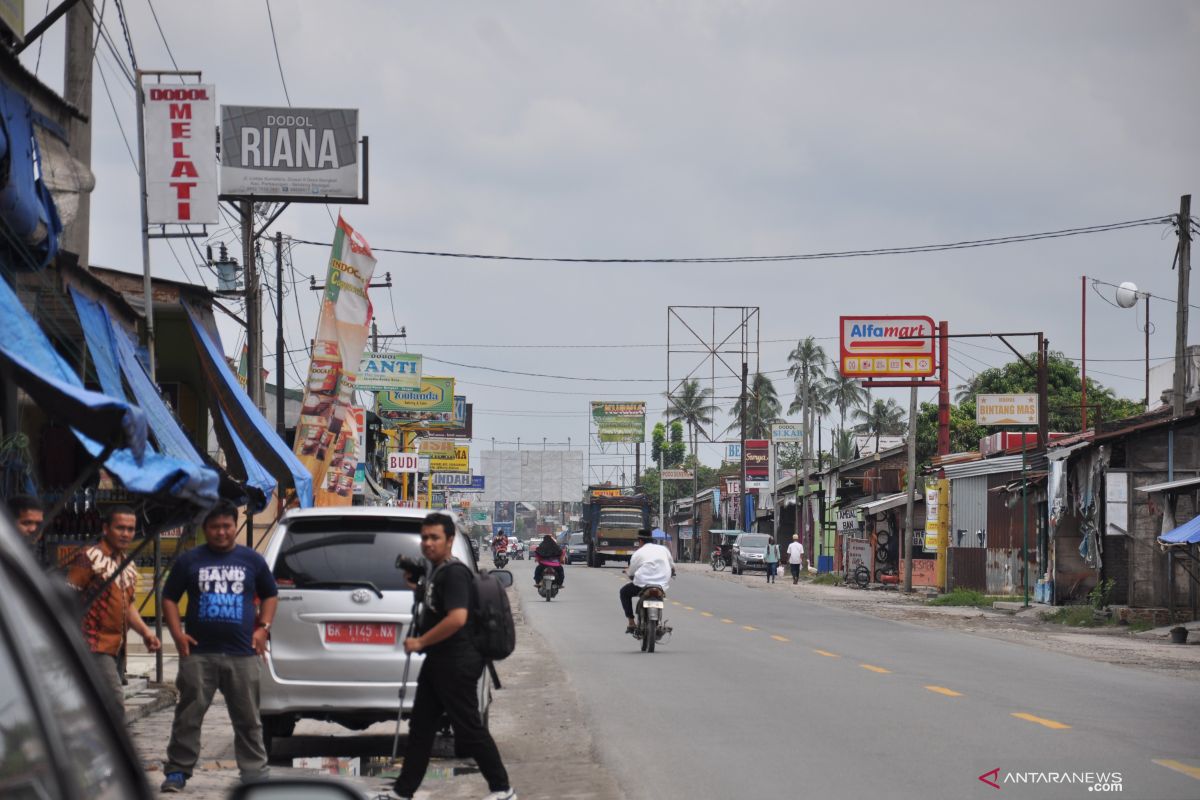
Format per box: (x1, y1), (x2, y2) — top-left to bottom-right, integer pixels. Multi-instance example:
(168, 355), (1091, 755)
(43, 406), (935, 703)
(493, 550), (509, 569)
(631, 585), (671, 653)
(709, 549), (726, 571)
(511, 548), (525, 561)
(536, 559), (561, 602)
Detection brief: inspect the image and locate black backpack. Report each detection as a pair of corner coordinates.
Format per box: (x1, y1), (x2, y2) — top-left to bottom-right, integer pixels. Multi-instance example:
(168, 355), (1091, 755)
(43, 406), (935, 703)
(440, 562), (516, 676)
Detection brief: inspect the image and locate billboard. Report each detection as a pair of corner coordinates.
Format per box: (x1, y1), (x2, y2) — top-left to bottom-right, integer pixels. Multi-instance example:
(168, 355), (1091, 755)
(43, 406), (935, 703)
(840, 316), (935, 378)
(770, 423), (805, 443)
(292, 216), (376, 505)
(376, 377), (456, 425)
(356, 352), (422, 391)
(429, 445), (469, 474)
(434, 473), (485, 492)
(220, 105), (359, 198)
(421, 396), (473, 439)
(744, 439), (769, 479)
(976, 394), (1039, 426)
(591, 401), (646, 442)
(144, 85), (218, 224)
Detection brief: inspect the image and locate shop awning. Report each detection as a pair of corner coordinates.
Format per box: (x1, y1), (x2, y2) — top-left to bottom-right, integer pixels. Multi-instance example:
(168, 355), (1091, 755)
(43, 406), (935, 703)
(185, 304), (313, 508)
(1136, 476), (1200, 495)
(861, 492), (914, 515)
(1159, 515), (1200, 547)
(70, 288), (222, 507)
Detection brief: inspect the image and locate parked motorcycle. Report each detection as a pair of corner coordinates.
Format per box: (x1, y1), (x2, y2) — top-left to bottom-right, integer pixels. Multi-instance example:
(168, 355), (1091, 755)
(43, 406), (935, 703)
(631, 585), (671, 653)
(709, 549), (726, 571)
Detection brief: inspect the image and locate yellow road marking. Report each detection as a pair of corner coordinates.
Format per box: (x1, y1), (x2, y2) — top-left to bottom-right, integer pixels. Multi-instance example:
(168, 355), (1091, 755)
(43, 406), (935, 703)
(860, 664), (891, 674)
(771, 635), (790, 642)
(683, 605), (695, 611)
(670, 601), (681, 606)
(814, 649), (839, 658)
(926, 686), (963, 697)
(1154, 760), (1200, 781)
(700, 611), (713, 617)
(1011, 712), (1071, 730)
(742, 625), (758, 631)
(721, 618), (734, 624)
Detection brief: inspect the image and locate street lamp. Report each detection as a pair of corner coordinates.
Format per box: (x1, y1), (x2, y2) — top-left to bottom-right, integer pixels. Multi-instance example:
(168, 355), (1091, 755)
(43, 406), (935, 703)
(1083, 277), (1153, 425)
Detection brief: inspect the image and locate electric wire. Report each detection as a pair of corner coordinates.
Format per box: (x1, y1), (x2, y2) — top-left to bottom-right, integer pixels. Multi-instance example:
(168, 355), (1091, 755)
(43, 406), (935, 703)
(112, 0), (138, 72)
(142, 0), (179, 71)
(264, 0), (292, 106)
(289, 215), (1171, 264)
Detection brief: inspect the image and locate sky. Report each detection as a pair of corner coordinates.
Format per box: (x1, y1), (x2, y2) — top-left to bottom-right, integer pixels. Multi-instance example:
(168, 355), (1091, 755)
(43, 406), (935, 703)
(21, 1), (1200, 475)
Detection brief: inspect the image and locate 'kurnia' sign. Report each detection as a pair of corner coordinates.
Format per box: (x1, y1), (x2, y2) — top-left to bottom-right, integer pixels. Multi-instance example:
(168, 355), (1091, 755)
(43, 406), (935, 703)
(840, 316), (935, 378)
(220, 105), (359, 198)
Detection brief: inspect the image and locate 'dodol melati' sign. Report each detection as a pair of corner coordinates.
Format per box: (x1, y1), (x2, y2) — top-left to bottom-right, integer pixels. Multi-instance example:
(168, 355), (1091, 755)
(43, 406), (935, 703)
(220, 105), (359, 198)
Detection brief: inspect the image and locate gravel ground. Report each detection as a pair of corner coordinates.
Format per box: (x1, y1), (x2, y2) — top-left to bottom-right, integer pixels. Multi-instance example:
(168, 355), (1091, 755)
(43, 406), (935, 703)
(678, 562), (1200, 680)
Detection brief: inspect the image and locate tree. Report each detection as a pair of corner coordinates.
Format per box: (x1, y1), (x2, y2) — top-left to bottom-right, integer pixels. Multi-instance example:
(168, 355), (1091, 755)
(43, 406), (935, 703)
(651, 422), (666, 467)
(831, 428), (857, 462)
(664, 379), (715, 458)
(668, 420), (686, 467)
(787, 337), (827, 547)
(915, 400), (987, 465)
(820, 370), (868, 464)
(854, 397), (907, 450)
(727, 372), (783, 439)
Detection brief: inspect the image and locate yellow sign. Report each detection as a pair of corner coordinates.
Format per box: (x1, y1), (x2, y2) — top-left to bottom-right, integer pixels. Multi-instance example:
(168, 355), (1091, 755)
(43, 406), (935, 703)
(591, 488), (621, 498)
(430, 444), (469, 473)
(418, 439), (456, 455)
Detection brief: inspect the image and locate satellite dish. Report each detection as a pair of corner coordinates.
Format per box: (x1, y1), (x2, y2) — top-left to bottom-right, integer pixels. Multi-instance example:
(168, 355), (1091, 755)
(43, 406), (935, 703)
(1115, 281), (1139, 309)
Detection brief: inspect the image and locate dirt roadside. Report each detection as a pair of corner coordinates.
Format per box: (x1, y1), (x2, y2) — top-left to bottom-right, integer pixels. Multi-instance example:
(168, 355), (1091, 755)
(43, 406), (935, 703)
(679, 563), (1200, 681)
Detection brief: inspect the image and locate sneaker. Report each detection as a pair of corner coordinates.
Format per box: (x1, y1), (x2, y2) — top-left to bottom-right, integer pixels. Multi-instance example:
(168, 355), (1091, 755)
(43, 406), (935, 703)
(160, 772), (187, 793)
(483, 790), (517, 800)
(625, 623), (637, 634)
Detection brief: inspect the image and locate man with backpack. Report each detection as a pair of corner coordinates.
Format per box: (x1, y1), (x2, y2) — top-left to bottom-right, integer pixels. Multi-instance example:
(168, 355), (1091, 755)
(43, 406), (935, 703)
(392, 512), (516, 800)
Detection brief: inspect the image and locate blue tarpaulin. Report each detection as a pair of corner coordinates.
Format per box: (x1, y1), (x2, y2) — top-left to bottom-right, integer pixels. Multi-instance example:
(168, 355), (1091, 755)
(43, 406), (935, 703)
(0, 82), (61, 268)
(185, 304), (313, 508)
(69, 288), (222, 507)
(1159, 516), (1200, 547)
(0, 274), (218, 505)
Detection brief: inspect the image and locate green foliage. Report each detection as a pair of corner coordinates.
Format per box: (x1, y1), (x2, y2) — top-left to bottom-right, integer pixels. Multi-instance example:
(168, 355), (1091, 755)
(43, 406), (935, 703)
(1040, 606), (1101, 627)
(777, 442), (804, 470)
(668, 420), (686, 467)
(854, 398), (907, 447)
(727, 372), (782, 438)
(927, 588), (1019, 607)
(1089, 578), (1116, 610)
(915, 400), (987, 465)
(641, 463), (724, 509)
(651, 422), (666, 467)
(811, 572), (840, 585)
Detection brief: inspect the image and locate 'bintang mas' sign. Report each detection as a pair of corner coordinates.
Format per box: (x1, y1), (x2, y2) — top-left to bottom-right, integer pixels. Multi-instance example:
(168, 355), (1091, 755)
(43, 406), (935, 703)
(591, 401), (646, 443)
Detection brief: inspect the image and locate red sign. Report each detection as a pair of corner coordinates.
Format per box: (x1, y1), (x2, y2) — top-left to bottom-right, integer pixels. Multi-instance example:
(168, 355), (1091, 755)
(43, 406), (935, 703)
(324, 622), (397, 645)
(840, 316), (936, 378)
(744, 439), (769, 478)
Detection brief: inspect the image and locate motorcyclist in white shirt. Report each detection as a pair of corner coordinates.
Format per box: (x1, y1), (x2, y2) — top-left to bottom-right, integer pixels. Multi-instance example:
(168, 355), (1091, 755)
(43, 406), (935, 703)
(621, 530), (676, 634)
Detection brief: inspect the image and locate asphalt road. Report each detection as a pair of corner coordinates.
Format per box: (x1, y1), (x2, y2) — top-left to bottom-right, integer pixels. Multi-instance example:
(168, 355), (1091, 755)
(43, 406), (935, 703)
(513, 560), (1200, 800)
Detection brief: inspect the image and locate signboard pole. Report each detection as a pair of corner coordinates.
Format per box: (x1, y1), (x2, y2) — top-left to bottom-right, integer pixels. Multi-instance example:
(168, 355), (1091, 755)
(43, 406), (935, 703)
(739, 361), (747, 531)
(1022, 434), (1029, 608)
(902, 386), (918, 594)
(135, 70), (155, 380)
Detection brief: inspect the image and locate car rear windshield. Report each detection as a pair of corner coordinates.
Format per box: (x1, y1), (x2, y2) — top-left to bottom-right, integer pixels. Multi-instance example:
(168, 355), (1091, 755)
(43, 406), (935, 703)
(598, 508), (643, 529)
(569, 533), (584, 545)
(273, 516), (424, 591)
(738, 535), (769, 547)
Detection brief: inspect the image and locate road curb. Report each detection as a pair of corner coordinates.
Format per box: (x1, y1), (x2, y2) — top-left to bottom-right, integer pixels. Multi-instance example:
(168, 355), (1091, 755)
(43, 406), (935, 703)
(126, 682), (178, 724)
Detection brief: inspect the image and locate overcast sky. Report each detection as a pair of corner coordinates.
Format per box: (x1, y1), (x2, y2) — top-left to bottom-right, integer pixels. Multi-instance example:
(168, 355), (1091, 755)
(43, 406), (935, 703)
(22, 1), (1200, 473)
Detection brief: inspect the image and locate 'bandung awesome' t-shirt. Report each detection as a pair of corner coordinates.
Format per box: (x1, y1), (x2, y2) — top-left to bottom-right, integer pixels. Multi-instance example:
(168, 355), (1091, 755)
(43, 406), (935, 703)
(163, 544), (278, 656)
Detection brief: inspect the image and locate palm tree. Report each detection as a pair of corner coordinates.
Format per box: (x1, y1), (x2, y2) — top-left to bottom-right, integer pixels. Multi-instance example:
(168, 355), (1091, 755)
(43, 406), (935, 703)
(831, 428), (857, 462)
(854, 397), (907, 451)
(727, 372), (783, 439)
(819, 370), (868, 465)
(663, 378), (714, 460)
(791, 388), (831, 467)
(786, 337), (827, 548)
(954, 373), (982, 404)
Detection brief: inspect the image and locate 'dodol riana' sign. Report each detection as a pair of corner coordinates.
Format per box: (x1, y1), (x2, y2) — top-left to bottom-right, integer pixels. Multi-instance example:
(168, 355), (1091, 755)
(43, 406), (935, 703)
(220, 106), (359, 198)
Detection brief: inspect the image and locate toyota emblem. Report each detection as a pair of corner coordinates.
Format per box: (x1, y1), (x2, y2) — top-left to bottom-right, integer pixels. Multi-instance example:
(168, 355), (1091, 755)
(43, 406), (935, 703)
(350, 589), (371, 604)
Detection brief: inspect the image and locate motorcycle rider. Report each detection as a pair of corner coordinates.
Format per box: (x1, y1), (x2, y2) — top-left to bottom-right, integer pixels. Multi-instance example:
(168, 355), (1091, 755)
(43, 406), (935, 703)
(532, 534), (565, 589)
(620, 529), (675, 634)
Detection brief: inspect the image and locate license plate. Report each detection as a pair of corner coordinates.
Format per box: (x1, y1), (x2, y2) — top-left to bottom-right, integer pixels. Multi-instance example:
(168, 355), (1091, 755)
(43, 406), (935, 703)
(615, 550), (631, 555)
(324, 622), (397, 645)
(642, 600), (664, 609)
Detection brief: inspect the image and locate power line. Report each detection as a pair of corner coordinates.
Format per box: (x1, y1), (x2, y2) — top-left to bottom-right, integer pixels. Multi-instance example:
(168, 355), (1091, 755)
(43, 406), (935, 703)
(112, 0), (138, 72)
(264, 0), (293, 106)
(143, 0), (178, 70)
(289, 215), (1171, 264)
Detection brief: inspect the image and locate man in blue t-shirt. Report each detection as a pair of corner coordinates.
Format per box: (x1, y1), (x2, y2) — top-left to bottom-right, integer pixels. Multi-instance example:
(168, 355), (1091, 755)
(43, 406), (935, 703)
(159, 501), (278, 793)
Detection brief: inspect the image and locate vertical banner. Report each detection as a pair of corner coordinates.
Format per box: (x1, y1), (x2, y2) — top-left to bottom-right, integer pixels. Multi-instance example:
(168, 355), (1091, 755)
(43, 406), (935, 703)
(293, 216), (377, 505)
(143, 84), (218, 223)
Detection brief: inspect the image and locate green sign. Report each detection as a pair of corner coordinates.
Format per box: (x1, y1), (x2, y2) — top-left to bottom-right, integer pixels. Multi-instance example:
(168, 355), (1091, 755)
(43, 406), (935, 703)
(591, 401), (646, 443)
(471, 511), (488, 522)
(377, 376), (456, 425)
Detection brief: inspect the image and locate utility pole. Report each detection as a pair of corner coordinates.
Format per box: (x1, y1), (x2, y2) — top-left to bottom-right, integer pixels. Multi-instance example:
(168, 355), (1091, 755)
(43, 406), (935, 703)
(739, 360), (748, 531)
(134, 70), (156, 379)
(63, 2), (94, 269)
(1174, 194), (1193, 418)
(243, 201), (264, 413)
(274, 231), (285, 437)
(902, 386), (918, 593)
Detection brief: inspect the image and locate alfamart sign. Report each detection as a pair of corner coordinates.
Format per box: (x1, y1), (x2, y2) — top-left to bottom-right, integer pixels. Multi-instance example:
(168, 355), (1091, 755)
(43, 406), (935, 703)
(840, 315), (935, 378)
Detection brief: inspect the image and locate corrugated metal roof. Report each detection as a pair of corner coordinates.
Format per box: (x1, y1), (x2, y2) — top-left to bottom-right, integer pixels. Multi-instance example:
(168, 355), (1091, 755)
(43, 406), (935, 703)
(943, 453), (1046, 480)
(862, 492), (919, 515)
(1136, 475), (1200, 494)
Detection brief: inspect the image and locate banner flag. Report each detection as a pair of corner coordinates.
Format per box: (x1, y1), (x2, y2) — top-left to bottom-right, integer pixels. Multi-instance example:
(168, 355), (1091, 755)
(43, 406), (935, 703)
(293, 215), (377, 505)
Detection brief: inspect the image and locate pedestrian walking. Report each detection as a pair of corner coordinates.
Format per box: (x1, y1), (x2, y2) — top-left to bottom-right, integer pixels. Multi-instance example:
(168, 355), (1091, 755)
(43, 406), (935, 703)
(765, 536), (780, 583)
(159, 501), (277, 793)
(392, 512), (516, 800)
(65, 505), (161, 720)
(787, 534), (805, 584)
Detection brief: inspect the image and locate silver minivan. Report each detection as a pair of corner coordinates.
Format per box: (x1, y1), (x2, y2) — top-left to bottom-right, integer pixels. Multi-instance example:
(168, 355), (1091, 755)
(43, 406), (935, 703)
(731, 533), (770, 574)
(259, 507), (490, 751)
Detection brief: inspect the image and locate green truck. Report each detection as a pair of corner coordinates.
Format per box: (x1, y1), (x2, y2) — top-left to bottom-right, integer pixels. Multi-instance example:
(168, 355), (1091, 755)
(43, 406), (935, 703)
(581, 490), (651, 567)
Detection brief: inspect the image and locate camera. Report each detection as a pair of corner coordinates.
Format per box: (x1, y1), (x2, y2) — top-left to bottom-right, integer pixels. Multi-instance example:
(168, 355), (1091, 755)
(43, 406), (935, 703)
(395, 554), (426, 582)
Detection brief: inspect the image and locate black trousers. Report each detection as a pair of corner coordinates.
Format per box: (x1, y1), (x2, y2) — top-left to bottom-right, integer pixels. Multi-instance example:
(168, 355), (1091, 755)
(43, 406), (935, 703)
(533, 563), (564, 585)
(394, 649), (509, 796)
(620, 581), (643, 619)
